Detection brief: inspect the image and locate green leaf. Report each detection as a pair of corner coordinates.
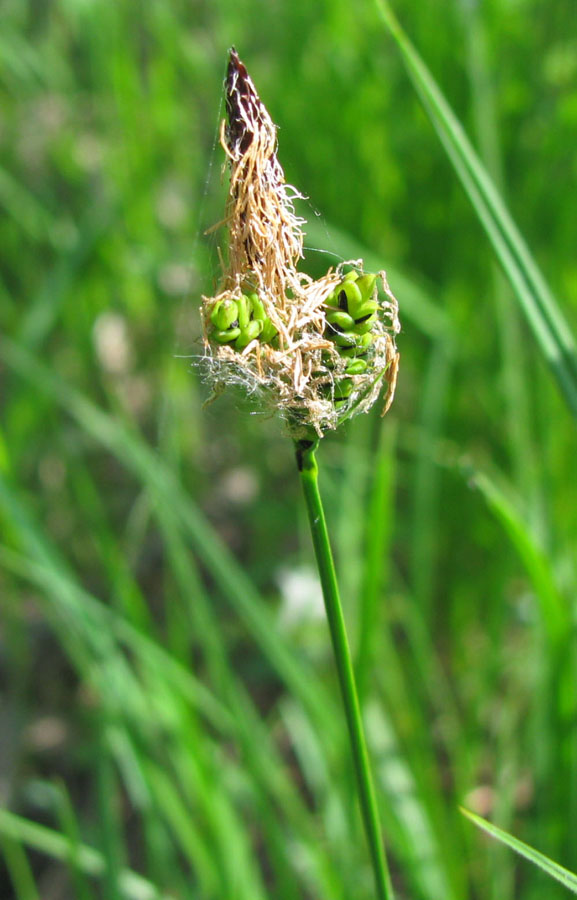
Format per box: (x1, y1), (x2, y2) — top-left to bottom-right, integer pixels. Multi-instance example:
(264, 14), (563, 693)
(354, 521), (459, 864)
(468, 467), (568, 647)
(461, 807), (577, 894)
(0, 335), (337, 740)
(375, 0), (577, 420)
(0, 809), (170, 900)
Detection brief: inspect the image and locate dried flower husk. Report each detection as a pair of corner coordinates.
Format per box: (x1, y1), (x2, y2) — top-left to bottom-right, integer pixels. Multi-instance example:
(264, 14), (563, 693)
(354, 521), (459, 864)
(201, 49), (400, 438)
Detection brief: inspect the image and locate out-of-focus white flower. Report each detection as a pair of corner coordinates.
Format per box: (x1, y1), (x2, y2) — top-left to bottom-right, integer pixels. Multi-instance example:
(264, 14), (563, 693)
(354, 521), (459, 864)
(156, 180), (189, 230)
(219, 466), (259, 504)
(277, 566), (324, 627)
(158, 262), (191, 296)
(93, 312), (133, 374)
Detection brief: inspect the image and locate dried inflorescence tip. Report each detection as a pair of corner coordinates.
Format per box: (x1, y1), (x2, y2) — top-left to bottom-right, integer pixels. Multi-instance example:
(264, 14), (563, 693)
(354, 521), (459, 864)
(221, 48), (305, 306)
(201, 48), (400, 438)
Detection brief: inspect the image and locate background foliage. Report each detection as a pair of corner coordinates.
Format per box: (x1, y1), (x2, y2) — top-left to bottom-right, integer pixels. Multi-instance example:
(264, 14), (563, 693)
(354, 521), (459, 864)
(1, 0), (576, 897)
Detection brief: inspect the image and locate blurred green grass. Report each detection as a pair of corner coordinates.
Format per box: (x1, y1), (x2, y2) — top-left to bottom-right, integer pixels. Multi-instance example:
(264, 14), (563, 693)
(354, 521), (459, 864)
(1, 0), (577, 897)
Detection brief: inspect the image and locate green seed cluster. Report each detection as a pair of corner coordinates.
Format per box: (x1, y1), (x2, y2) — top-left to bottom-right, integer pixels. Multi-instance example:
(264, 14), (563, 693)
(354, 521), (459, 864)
(210, 292), (278, 351)
(323, 271), (379, 403)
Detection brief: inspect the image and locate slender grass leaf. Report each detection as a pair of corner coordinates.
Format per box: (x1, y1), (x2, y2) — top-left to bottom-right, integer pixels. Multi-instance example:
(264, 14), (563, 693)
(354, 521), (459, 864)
(355, 419), (397, 702)
(0, 335), (337, 739)
(0, 809), (171, 900)
(375, 0), (577, 419)
(468, 466), (568, 647)
(0, 542), (230, 734)
(461, 807), (577, 894)
(53, 781), (98, 900)
(0, 831), (40, 900)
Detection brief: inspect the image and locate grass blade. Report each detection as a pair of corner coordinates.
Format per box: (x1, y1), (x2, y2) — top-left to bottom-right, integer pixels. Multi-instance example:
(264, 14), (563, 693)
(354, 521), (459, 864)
(468, 466), (568, 647)
(0, 831), (40, 900)
(375, 0), (577, 419)
(0, 809), (170, 900)
(0, 335), (336, 739)
(355, 419), (397, 703)
(461, 807), (577, 894)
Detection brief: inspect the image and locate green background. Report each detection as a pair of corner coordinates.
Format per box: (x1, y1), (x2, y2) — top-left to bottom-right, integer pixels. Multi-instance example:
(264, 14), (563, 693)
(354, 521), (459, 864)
(1, 0), (576, 897)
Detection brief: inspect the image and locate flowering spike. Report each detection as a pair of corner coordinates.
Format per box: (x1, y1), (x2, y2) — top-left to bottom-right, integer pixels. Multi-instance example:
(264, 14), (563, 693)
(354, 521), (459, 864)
(200, 50), (400, 437)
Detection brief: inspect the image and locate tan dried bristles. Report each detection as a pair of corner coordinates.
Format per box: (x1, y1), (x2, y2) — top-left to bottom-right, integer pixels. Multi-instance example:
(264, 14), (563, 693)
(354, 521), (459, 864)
(201, 49), (400, 438)
(220, 48), (305, 309)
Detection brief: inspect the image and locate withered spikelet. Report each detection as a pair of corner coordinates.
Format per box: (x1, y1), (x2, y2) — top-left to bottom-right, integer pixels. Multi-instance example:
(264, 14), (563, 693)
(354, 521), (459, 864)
(201, 49), (400, 438)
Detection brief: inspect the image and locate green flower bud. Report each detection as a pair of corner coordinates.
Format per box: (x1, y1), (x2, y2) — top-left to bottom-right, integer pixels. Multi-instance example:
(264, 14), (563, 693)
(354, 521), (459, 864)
(353, 313), (377, 334)
(234, 319), (262, 350)
(210, 299), (239, 331)
(355, 332), (374, 351)
(260, 320), (278, 343)
(333, 378), (353, 400)
(355, 273), (378, 302)
(348, 297), (378, 320)
(213, 327), (241, 344)
(341, 270), (359, 283)
(326, 309), (355, 331)
(333, 331), (359, 348)
(335, 280), (362, 313)
(236, 294), (251, 330)
(324, 290), (340, 309)
(244, 292), (278, 344)
(340, 332), (374, 357)
(247, 293), (266, 322)
(345, 359), (368, 375)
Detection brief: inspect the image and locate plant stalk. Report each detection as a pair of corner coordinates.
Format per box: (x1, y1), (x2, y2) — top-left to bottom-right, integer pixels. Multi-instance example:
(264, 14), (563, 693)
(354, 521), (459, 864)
(295, 437), (394, 900)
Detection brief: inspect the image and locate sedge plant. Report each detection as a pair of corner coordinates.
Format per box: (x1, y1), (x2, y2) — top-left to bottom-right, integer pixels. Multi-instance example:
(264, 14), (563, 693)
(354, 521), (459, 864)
(201, 49), (400, 899)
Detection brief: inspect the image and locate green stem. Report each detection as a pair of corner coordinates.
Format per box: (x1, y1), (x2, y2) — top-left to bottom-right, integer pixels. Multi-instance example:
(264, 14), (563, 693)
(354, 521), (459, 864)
(295, 438), (394, 900)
